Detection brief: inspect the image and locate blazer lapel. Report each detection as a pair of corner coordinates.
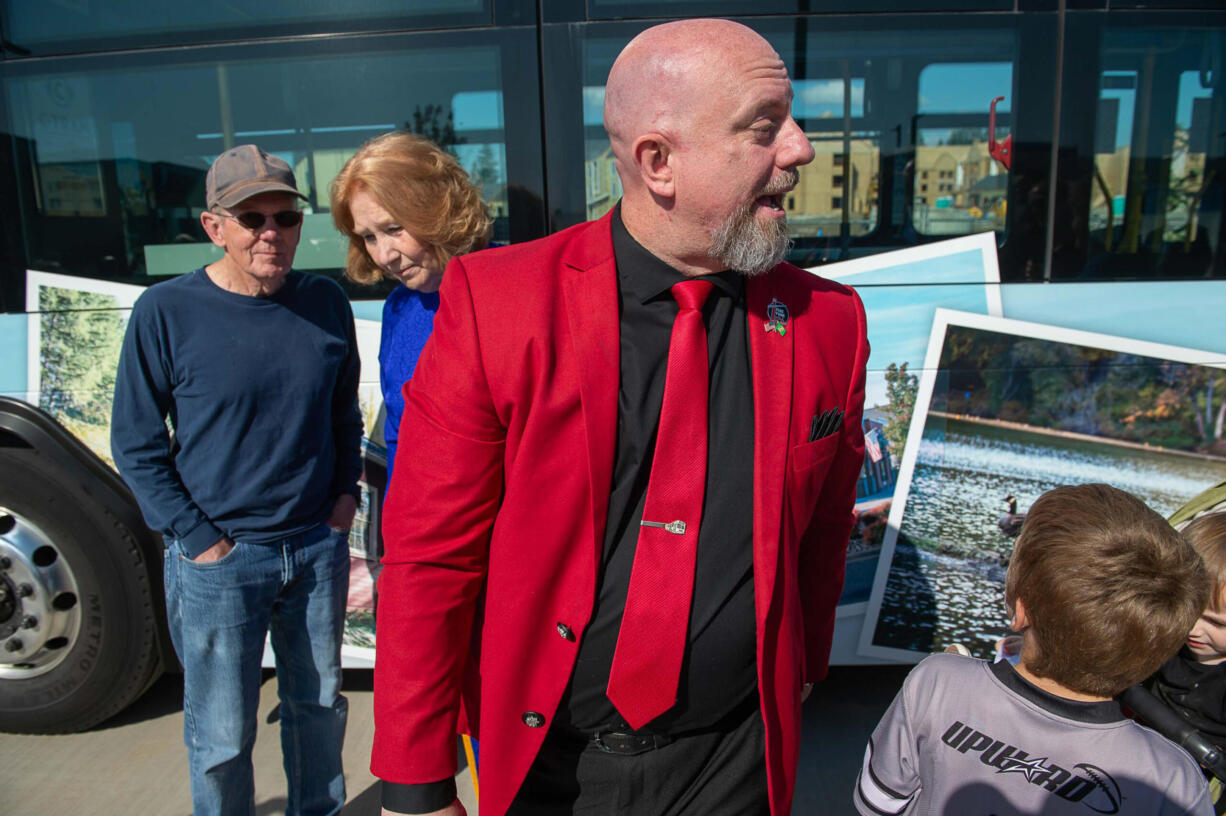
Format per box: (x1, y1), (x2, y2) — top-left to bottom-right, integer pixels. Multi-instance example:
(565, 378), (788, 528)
(747, 273), (794, 621)
(560, 224), (620, 565)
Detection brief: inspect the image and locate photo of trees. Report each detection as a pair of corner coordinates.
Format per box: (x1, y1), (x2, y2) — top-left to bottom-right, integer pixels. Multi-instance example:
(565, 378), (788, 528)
(935, 324), (1226, 454)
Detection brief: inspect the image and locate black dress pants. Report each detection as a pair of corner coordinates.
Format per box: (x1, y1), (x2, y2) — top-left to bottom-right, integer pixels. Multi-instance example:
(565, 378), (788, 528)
(507, 703), (769, 816)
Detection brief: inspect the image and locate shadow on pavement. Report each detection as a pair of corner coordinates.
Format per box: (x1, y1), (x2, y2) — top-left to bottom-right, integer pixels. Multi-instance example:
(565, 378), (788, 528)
(792, 664), (912, 815)
(343, 781), (383, 815)
(89, 671), (184, 732)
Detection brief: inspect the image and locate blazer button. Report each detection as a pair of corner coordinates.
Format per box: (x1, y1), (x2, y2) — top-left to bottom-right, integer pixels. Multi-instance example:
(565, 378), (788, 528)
(556, 622), (575, 641)
(522, 711), (546, 728)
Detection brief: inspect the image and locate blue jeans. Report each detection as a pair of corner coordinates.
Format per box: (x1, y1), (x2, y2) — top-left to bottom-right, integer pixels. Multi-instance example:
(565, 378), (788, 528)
(164, 522), (350, 816)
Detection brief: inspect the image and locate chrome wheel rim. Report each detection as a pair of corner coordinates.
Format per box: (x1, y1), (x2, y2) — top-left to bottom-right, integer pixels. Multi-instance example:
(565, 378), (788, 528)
(0, 506), (82, 679)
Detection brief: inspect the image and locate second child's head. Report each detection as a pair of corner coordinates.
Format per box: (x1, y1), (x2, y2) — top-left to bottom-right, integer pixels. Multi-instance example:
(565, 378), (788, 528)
(1180, 513), (1226, 665)
(1005, 483), (1208, 698)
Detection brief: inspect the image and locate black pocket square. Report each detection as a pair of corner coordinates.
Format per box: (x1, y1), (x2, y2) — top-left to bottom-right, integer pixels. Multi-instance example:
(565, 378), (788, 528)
(809, 408), (844, 442)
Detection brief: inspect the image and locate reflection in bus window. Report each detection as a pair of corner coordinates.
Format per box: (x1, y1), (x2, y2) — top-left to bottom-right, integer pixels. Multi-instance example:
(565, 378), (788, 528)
(1090, 70), (1136, 253)
(575, 48), (880, 240)
(794, 77), (865, 118)
(791, 75), (878, 240)
(1169, 70), (1214, 248)
(913, 62), (1012, 237)
(580, 84), (622, 222)
(794, 132), (878, 239)
(558, 22), (1031, 269)
(0, 1), (492, 56)
(3, 38), (516, 285)
(1083, 28), (1223, 280)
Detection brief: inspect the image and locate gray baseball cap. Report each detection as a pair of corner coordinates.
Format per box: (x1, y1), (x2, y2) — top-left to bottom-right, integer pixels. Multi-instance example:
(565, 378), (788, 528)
(206, 144), (308, 209)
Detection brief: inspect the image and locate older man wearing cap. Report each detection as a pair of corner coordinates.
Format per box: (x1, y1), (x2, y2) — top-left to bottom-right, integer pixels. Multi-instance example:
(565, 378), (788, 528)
(112, 144), (362, 815)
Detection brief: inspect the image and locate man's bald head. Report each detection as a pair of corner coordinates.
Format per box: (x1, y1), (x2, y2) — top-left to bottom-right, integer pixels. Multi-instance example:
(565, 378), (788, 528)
(603, 19), (777, 163)
(602, 18), (812, 276)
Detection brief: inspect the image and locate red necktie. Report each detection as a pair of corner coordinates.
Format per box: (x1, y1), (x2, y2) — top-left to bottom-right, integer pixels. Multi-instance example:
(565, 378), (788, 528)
(606, 278), (713, 730)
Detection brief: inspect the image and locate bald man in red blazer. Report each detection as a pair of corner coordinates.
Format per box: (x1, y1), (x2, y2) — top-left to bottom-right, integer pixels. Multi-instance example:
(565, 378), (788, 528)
(373, 19), (868, 816)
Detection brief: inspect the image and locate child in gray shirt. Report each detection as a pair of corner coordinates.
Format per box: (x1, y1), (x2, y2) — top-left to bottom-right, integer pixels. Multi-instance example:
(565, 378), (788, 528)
(855, 483), (1214, 816)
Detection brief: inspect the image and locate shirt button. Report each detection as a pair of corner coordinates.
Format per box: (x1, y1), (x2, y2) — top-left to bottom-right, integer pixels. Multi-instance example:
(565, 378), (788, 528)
(522, 711), (546, 728)
(556, 622), (574, 641)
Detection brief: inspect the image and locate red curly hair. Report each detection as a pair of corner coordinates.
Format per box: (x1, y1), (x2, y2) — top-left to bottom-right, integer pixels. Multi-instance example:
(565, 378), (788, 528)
(329, 131), (491, 285)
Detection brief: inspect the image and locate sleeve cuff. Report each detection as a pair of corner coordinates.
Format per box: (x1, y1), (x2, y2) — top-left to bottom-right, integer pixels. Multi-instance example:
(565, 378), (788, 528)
(331, 480), (362, 500)
(380, 778), (457, 814)
(179, 521), (225, 560)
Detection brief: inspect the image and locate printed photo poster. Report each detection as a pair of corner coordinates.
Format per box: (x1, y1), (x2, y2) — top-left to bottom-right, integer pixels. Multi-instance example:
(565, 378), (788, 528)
(342, 316), (383, 665)
(26, 271), (144, 465)
(805, 232), (1003, 623)
(26, 270), (385, 666)
(857, 309), (1226, 662)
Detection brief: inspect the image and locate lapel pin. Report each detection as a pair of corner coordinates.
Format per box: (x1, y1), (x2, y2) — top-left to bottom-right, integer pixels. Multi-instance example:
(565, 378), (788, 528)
(764, 297), (789, 336)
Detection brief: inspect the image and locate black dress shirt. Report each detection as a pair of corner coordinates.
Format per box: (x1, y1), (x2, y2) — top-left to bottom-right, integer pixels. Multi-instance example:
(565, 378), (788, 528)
(556, 207), (757, 735)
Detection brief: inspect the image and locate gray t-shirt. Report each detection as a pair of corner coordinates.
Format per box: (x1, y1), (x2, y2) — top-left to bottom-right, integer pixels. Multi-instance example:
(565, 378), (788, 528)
(854, 653), (1212, 816)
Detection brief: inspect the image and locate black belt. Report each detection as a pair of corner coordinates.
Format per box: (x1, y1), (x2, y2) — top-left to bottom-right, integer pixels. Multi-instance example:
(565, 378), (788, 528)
(590, 730), (674, 756)
(575, 694), (760, 756)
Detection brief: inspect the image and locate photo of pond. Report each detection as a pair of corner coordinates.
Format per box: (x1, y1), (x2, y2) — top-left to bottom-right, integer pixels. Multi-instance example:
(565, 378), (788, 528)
(860, 309), (1226, 661)
(871, 417), (1226, 656)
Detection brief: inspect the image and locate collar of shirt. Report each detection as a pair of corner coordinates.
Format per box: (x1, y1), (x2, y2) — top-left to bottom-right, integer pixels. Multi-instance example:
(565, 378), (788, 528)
(611, 204), (743, 306)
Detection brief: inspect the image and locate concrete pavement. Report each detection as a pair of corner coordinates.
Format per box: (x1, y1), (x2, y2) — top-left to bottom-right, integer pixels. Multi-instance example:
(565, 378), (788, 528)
(0, 669), (477, 816)
(0, 664), (909, 815)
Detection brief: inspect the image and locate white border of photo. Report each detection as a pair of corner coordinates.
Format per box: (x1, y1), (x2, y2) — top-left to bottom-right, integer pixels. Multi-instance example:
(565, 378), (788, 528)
(857, 308), (1226, 662)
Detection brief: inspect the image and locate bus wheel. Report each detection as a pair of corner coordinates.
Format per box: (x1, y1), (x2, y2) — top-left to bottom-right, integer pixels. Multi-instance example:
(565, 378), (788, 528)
(0, 447), (161, 733)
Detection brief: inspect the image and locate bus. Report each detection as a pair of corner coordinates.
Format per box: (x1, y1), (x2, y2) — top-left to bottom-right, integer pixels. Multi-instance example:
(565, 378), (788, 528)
(1, 0), (1223, 733)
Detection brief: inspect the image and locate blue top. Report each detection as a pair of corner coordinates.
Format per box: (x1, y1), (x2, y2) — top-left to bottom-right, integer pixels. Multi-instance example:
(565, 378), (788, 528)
(111, 268), (363, 558)
(379, 285), (440, 476)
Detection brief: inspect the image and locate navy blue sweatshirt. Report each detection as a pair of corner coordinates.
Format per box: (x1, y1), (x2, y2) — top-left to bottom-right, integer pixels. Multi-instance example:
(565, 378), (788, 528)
(111, 268), (363, 558)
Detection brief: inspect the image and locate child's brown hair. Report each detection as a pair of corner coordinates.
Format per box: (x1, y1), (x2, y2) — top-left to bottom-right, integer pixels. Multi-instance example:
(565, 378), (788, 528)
(1181, 512), (1226, 612)
(1005, 483), (1208, 698)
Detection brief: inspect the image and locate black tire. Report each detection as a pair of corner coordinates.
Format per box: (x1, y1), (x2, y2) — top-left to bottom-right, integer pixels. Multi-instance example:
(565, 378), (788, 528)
(0, 446), (161, 733)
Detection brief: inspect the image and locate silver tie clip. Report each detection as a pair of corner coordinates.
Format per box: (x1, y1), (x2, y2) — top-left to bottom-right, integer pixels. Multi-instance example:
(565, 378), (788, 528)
(640, 519), (687, 534)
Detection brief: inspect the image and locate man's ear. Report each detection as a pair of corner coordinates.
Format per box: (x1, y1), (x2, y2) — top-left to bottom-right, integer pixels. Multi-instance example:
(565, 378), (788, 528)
(200, 211), (227, 249)
(631, 133), (674, 198)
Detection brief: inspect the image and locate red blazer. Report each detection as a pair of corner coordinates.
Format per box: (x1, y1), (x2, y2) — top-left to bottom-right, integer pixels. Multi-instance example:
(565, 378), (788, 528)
(372, 212), (868, 816)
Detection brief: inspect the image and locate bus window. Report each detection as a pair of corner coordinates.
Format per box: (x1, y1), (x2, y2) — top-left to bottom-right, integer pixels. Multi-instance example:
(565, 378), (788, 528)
(1078, 26), (1224, 280)
(0, 1), (498, 56)
(547, 18), (1030, 273)
(0, 29), (540, 288)
(792, 73), (879, 242)
(580, 81), (622, 223)
(913, 62), (1012, 238)
(580, 0), (1014, 19)
(571, 41), (878, 245)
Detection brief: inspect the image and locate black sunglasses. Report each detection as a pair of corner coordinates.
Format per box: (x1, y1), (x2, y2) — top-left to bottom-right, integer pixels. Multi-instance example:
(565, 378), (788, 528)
(219, 210), (303, 230)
